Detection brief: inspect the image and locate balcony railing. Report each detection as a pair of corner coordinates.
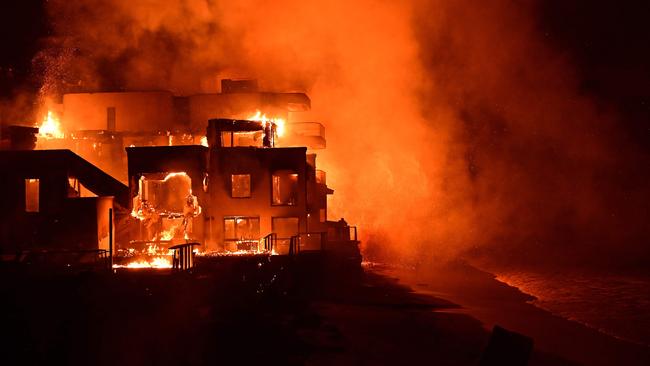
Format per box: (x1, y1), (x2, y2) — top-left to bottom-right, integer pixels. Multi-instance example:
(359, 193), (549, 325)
(288, 232), (328, 256)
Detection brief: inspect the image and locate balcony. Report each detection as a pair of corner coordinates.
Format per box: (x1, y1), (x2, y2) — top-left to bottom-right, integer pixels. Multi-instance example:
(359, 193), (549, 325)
(279, 122), (326, 149)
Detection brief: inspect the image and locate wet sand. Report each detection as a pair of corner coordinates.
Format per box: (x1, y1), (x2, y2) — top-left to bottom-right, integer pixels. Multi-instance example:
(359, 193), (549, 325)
(304, 266), (573, 366)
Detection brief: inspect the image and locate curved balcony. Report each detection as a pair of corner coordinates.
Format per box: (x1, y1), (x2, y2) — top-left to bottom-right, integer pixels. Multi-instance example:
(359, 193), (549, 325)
(278, 122), (326, 149)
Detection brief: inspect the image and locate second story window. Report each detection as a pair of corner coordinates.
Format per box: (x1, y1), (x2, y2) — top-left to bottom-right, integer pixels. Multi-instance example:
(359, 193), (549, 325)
(272, 170), (298, 206)
(231, 174), (251, 198)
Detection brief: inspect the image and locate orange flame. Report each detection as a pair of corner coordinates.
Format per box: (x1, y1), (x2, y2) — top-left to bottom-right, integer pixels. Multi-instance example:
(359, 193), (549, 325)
(248, 110), (286, 137)
(38, 111), (64, 139)
(200, 136), (208, 147)
(113, 256), (172, 269)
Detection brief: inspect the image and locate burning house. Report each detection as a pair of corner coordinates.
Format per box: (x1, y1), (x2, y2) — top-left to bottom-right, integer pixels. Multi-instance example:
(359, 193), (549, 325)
(0, 79), (358, 270)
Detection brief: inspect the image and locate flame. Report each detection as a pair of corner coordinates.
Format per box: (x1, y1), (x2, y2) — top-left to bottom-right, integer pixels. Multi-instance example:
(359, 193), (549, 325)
(158, 227), (176, 241)
(197, 240), (278, 256)
(200, 136), (208, 147)
(162, 171), (189, 182)
(247, 110), (286, 137)
(113, 256), (172, 269)
(131, 172), (200, 243)
(38, 111), (64, 139)
(201, 250), (270, 256)
(145, 243), (174, 256)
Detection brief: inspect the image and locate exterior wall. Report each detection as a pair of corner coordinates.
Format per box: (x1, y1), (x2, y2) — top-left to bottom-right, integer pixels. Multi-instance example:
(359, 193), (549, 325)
(52, 197), (113, 251)
(0, 151), (122, 253)
(63, 92), (175, 132)
(206, 147), (308, 252)
(63, 90), (308, 135)
(0, 176), (113, 252)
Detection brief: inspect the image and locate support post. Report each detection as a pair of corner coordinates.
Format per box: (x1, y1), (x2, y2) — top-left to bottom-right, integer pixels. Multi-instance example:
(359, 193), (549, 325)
(109, 208), (113, 270)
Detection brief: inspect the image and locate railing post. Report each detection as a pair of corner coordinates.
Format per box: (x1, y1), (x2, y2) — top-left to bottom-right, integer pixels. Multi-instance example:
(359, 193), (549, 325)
(108, 208), (113, 271)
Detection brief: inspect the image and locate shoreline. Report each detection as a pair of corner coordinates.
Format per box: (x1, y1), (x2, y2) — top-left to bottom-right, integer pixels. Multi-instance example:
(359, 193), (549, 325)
(492, 272), (650, 349)
(375, 261), (650, 366)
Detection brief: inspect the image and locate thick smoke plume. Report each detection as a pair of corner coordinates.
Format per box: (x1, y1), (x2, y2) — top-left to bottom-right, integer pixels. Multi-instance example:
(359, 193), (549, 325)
(42, 0), (650, 268)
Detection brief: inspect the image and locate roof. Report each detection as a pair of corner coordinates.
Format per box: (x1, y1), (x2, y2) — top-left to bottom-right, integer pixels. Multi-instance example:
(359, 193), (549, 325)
(0, 149), (129, 207)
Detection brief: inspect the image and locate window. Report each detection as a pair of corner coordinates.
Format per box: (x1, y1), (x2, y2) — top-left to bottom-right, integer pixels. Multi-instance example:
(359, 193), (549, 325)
(224, 217), (260, 241)
(231, 174), (251, 198)
(319, 208), (326, 223)
(272, 170), (298, 206)
(25, 179), (39, 212)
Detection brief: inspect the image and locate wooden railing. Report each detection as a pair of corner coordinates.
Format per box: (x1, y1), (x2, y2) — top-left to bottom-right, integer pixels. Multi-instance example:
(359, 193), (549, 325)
(262, 233), (277, 252)
(288, 235), (301, 256)
(170, 242), (200, 271)
(287, 232), (328, 256)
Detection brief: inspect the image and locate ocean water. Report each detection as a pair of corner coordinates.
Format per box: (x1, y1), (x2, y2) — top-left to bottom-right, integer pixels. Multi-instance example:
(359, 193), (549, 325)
(494, 270), (650, 347)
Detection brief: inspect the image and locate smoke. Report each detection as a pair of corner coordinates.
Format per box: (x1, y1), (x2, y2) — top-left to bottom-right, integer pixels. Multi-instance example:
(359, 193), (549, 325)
(41, 0), (650, 268)
(412, 1), (650, 268)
